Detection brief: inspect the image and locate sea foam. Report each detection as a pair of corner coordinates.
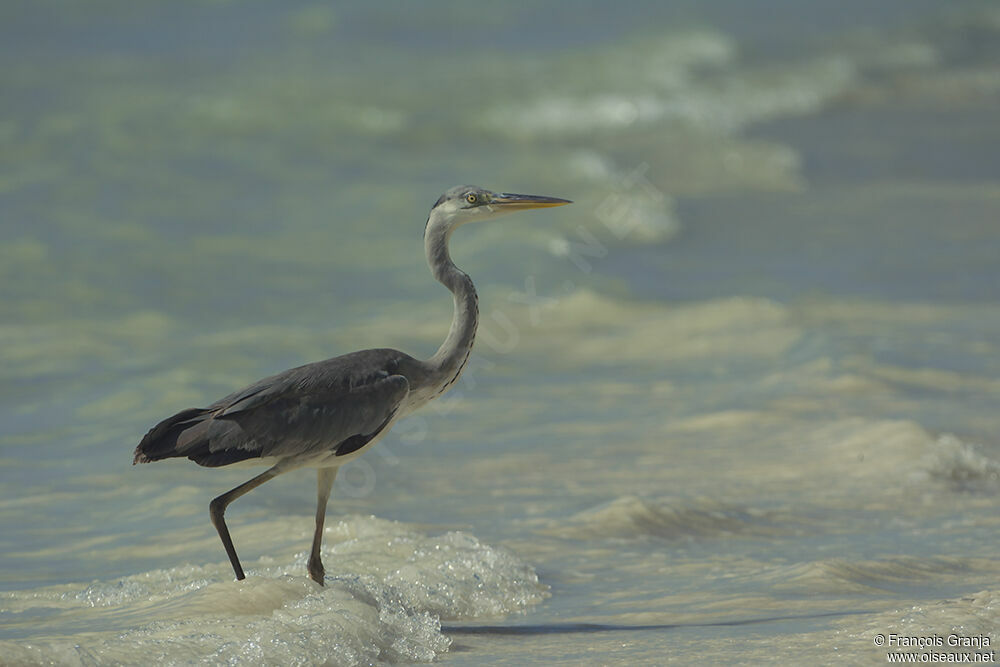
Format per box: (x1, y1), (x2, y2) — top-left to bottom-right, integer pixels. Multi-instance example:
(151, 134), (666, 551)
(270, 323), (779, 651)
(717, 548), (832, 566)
(0, 517), (547, 665)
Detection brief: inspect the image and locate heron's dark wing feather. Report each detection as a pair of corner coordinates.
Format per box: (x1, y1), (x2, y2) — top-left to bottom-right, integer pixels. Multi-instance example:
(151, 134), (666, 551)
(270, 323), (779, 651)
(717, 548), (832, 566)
(133, 407), (216, 464)
(216, 373), (408, 459)
(134, 349), (411, 468)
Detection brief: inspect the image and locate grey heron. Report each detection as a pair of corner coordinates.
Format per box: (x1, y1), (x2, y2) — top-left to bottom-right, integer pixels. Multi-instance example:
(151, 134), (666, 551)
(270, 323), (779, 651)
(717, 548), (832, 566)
(133, 186), (571, 585)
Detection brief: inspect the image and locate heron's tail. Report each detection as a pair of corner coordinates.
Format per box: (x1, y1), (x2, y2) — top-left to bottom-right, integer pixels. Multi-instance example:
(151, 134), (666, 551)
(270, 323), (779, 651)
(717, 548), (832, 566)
(133, 407), (213, 464)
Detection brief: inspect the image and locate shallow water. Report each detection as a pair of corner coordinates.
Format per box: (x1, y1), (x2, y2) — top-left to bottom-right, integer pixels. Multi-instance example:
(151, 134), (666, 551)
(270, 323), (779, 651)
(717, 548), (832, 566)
(2, 1), (1000, 664)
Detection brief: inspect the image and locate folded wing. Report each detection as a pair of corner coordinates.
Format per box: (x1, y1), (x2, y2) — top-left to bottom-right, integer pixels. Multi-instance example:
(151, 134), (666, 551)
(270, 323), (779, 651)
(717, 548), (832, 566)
(134, 351), (410, 467)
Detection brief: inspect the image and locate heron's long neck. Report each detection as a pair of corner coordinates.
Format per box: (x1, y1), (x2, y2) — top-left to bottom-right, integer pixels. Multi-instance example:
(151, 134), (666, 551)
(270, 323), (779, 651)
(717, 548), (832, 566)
(425, 221), (478, 390)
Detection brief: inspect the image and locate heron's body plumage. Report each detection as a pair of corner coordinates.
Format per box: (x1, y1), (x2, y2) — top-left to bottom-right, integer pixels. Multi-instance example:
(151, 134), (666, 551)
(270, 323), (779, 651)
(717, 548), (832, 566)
(136, 348), (419, 468)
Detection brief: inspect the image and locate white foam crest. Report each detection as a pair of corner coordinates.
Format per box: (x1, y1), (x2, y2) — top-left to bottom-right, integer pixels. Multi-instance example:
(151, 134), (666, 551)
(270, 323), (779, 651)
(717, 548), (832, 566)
(321, 528), (549, 620)
(0, 519), (547, 665)
(2, 577), (445, 666)
(482, 49), (854, 137)
(547, 189), (680, 247)
(916, 435), (1000, 492)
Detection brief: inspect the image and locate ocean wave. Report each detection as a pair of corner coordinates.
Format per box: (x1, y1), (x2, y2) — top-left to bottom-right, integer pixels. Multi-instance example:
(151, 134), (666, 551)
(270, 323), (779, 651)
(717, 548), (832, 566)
(547, 495), (791, 541)
(483, 58), (855, 138)
(760, 556), (993, 595)
(522, 291), (799, 367)
(479, 28), (855, 138)
(0, 518), (546, 665)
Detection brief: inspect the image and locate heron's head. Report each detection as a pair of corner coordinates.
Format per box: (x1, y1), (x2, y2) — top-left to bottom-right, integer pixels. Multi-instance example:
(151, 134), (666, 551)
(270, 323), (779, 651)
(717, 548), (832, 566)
(426, 185), (571, 238)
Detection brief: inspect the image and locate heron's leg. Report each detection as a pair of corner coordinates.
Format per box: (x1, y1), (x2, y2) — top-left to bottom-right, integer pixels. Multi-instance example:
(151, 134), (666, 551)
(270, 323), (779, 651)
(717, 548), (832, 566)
(209, 465), (284, 581)
(307, 467), (338, 585)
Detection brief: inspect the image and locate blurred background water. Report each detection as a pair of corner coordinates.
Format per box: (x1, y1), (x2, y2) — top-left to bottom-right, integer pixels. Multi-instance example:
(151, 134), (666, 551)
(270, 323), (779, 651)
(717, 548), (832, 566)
(2, 1), (1000, 664)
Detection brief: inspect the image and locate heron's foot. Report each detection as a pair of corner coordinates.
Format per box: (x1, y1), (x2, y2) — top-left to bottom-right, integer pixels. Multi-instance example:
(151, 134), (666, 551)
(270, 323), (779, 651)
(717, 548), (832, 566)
(308, 557), (325, 586)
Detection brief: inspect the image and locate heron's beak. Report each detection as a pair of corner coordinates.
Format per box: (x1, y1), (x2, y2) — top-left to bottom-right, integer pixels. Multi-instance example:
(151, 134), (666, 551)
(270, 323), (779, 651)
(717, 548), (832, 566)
(490, 193), (572, 210)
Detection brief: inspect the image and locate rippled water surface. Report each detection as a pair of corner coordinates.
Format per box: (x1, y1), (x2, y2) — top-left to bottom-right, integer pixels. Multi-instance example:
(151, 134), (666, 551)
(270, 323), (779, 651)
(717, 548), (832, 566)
(2, 1), (1000, 664)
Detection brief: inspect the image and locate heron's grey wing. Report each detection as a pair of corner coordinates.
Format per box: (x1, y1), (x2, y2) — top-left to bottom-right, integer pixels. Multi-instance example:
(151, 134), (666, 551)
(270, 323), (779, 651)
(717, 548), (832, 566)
(138, 370), (408, 467)
(214, 372), (409, 460)
(135, 349), (414, 467)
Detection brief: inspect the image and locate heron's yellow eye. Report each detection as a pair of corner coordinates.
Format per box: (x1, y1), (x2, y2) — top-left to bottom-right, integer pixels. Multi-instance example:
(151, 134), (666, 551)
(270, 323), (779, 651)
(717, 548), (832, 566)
(466, 193), (478, 205)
